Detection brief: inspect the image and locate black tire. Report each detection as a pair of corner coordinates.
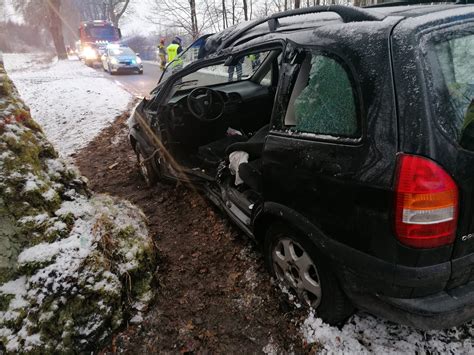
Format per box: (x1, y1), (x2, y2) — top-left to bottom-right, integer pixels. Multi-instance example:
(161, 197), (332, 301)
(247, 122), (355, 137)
(136, 144), (159, 187)
(264, 223), (354, 325)
(138, 69), (143, 75)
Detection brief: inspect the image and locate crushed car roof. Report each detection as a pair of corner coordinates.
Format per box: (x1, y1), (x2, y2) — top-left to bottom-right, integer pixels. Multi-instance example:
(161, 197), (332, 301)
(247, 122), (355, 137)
(203, 4), (473, 57)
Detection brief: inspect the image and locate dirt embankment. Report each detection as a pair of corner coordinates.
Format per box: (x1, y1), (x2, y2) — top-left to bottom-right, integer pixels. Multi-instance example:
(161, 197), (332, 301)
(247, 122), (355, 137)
(75, 111), (310, 353)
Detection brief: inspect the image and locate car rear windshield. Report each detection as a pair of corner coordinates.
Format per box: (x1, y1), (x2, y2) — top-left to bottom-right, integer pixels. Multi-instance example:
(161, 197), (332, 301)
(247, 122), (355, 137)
(110, 48), (134, 56)
(429, 28), (474, 150)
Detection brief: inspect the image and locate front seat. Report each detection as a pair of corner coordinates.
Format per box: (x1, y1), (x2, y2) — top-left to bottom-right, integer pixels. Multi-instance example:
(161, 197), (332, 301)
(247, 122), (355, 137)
(225, 124), (269, 191)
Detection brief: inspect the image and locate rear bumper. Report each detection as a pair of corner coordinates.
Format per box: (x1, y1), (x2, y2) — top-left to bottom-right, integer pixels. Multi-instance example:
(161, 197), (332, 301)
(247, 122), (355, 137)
(346, 280), (474, 330)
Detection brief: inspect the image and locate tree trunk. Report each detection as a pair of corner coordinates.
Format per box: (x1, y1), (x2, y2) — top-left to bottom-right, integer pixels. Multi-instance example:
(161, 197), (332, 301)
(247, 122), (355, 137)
(222, 0), (227, 29)
(108, 0), (130, 27)
(294, 0), (301, 9)
(243, 0), (248, 21)
(47, 0), (67, 60)
(231, 0), (235, 25)
(189, 0), (198, 39)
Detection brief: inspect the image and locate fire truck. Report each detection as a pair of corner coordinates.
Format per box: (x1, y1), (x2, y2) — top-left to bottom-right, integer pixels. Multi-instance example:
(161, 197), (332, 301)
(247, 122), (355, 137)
(77, 20), (122, 66)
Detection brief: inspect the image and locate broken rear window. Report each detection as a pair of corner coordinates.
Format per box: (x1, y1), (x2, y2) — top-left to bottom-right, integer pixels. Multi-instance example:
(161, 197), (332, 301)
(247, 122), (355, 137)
(284, 51), (358, 138)
(428, 28), (474, 150)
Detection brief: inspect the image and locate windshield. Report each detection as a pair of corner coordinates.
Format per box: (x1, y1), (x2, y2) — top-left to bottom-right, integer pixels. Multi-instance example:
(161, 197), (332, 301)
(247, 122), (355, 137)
(159, 35), (212, 83)
(172, 51), (271, 92)
(86, 26), (120, 41)
(110, 47), (135, 56)
(429, 28), (474, 150)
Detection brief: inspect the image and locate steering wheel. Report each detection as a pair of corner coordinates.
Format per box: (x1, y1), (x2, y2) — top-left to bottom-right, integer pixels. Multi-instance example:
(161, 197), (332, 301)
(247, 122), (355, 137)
(187, 87), (225, 122)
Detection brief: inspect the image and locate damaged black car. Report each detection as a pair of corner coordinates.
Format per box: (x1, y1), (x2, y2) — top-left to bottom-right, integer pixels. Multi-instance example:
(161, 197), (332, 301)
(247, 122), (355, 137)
(128, 3), (474, 329)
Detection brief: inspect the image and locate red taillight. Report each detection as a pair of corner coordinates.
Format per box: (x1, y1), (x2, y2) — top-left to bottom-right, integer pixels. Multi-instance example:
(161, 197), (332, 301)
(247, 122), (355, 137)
(394, 154), (458, 248)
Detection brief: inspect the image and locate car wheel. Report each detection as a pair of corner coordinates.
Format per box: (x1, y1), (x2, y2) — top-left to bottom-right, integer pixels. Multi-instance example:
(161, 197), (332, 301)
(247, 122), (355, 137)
(136, 144), (159, 187)
(264, 223), (354, 325)
(138, 69), (143, 75)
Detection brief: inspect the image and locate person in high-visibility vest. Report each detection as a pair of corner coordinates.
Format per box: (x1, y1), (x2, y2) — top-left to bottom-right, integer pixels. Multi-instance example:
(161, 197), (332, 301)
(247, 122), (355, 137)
(249, 53), (261, 70)
(167, 37), (184, 72)
(157, 38), (167, 71)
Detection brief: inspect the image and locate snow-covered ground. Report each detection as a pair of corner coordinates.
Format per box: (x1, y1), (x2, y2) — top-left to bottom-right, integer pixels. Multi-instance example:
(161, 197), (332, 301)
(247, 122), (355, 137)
(301, 308), (474, 353)
(3, 53), (132, 157)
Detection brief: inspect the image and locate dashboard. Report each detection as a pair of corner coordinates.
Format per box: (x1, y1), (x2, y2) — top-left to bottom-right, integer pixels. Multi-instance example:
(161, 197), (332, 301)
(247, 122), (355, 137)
(167, 80), (271, 118)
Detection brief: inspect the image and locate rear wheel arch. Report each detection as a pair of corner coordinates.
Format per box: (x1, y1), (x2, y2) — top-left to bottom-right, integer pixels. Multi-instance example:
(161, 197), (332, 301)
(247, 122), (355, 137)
(253, 202), (345, 280)
(255, 203), (354, 324)
(253, 203), (324, 249)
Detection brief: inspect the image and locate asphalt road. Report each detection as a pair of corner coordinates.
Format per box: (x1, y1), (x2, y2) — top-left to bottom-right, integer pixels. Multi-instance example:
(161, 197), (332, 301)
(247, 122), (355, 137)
(97, 61), (163, 97)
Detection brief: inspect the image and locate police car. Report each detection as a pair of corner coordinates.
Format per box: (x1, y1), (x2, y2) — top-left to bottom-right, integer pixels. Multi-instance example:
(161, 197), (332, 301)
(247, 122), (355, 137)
(101, 44), (143, 75)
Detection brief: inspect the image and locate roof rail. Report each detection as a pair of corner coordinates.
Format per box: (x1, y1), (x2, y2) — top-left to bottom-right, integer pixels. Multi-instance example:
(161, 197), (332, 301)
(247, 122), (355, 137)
(219, 5), (384, 50)
(365, 0), (467, 7)
(267, 5), (384, 31)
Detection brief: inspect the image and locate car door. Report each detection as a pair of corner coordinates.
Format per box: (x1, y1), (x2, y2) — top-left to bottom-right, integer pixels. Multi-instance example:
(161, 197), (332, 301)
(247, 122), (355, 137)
(262, 43), (373, 251)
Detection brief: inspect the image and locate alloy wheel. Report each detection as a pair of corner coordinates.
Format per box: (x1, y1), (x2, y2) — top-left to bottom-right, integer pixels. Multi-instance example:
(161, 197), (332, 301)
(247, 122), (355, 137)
(272, 238), (322, 308)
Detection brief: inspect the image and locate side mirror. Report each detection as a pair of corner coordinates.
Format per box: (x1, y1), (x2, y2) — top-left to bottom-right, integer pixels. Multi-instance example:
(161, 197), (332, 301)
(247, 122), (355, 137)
(136, 53), (140, 57)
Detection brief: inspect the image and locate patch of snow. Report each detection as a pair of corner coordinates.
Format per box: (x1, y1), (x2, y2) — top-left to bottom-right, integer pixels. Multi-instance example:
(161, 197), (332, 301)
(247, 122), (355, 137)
(301, 311), (474, 353)
(129, 313), (144, 324)
(19, 213), (49, 225)
(42, 188), (57, 201)
(0, 277), (28, 309)
(55, 196), (95, 219)
(23, 174), (42, 192)
(3, 53), (132, 157)
(262, 337), (279, 354)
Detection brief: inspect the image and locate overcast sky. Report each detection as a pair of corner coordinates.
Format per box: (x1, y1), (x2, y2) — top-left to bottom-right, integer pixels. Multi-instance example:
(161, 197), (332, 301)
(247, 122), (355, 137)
(2, 0), (23, 23)
(121, 1), (158, 36)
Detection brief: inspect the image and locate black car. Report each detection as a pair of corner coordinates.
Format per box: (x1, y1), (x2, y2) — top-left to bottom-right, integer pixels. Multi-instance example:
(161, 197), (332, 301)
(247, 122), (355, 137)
(128, 3), (474, 329)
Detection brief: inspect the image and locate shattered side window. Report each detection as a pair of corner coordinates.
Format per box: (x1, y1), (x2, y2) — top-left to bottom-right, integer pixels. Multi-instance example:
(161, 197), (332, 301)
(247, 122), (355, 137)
(286, 52), (358, 137)
(430, 31), (474, 150)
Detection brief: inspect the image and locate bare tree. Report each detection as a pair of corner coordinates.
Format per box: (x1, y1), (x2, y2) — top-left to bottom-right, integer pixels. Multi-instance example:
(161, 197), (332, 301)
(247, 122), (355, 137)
(202, 0), (223, 32)
(13, 0), (67, 59)
(242, 0), (248, 21)
(294, 0), (300, 8)
(147, 0), (205, 39)
(0, 0), (5, 22)
(105, 0), (131, 27)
